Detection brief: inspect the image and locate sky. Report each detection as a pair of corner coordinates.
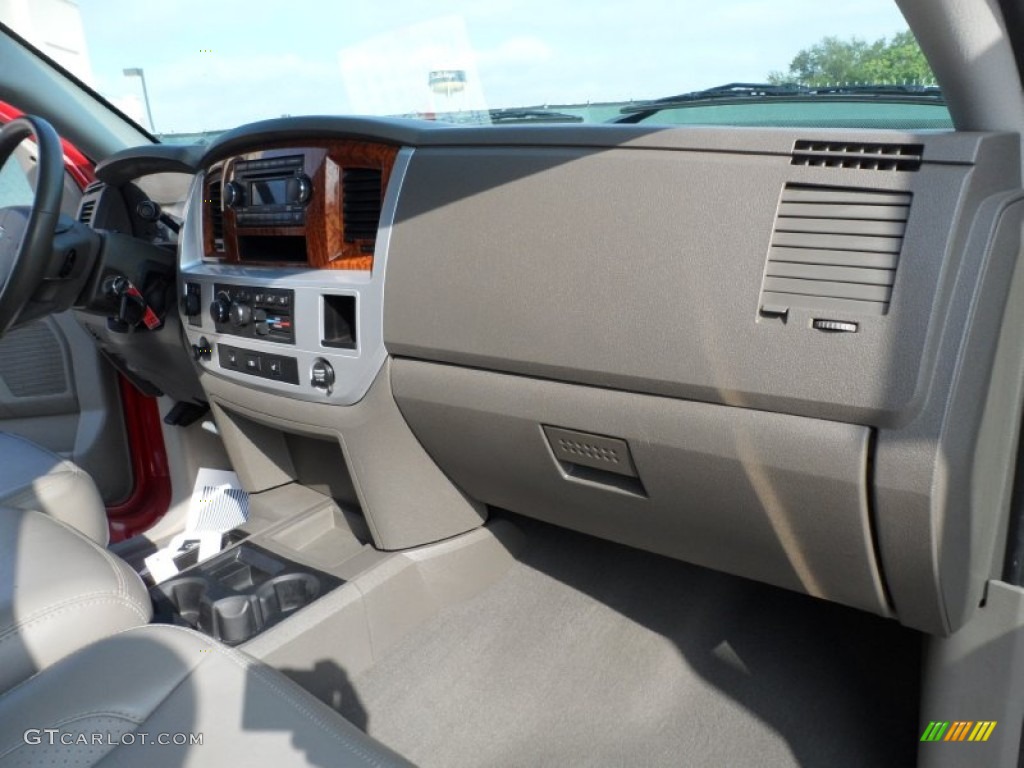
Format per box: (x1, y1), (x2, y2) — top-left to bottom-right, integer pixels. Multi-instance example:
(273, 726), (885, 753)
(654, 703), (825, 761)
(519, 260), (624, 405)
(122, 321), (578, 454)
(62, 0), (911, 134)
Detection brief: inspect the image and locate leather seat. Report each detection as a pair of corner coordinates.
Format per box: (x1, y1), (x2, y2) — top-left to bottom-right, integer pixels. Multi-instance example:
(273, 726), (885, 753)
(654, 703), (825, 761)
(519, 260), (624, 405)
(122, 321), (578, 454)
(0, 431), (109, 547)
(0, 624), (413, 767)
(0, 507), (151, 692)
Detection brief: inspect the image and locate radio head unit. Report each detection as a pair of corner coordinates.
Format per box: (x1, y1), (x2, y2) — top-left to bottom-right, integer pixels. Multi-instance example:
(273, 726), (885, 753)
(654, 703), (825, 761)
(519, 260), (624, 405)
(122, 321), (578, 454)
(225, 155), (312, 227)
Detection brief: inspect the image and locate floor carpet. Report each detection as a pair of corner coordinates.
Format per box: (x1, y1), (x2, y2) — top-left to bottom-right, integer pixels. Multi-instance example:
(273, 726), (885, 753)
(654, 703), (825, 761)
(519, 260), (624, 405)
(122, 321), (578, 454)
(339, 515), (920, 767)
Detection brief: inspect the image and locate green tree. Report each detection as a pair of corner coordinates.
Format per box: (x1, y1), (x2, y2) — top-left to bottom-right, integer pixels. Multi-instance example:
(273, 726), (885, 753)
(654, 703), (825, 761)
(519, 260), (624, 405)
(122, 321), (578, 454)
(768, 31), (934, 86)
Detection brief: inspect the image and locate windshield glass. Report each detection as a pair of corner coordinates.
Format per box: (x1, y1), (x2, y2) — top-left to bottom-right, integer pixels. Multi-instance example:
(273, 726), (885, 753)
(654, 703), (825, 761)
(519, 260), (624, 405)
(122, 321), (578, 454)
(3, 0), (950, 142)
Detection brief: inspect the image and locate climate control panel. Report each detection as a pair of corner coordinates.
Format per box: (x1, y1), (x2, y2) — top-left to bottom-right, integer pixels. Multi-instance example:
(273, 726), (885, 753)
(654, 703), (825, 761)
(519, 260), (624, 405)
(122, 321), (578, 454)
(208, 284), (295, 344)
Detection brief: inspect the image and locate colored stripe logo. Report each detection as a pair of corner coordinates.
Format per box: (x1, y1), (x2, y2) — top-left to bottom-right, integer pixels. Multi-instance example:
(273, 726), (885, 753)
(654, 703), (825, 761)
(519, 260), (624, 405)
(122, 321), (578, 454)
(920, 721), (997, 742)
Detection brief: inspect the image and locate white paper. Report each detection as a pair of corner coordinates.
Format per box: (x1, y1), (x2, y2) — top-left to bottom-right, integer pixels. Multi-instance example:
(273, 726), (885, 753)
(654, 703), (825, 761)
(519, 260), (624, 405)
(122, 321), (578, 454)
(145, 469), (248, 584)
(187, 468), (250, 534)
(144, 549), (179, 584)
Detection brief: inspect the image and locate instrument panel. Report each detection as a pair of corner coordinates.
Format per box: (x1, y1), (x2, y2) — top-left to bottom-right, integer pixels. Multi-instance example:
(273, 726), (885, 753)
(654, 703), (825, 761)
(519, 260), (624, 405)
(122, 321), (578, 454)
(181, 139), (410, 405)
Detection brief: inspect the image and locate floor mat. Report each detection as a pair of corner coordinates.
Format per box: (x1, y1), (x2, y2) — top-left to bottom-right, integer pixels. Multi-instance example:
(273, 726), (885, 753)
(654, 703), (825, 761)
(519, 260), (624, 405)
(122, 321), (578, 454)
(339, 515), (920, 767)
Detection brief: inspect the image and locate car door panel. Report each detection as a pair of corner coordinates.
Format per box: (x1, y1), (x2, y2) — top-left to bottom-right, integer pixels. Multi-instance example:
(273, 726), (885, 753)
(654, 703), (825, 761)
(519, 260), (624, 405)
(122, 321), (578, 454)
(0, 313), (132, 504)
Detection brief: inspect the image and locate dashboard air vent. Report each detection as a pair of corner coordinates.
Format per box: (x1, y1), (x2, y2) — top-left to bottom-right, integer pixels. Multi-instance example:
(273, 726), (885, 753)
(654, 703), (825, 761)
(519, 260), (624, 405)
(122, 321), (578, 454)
(758, 184), (911, 317)
(78, 198), (97, 225)
(206, 172), (224, 253)
(77, 182), (104, 224)
(342, 168), (383, 245)
(791, 140), (923, 171)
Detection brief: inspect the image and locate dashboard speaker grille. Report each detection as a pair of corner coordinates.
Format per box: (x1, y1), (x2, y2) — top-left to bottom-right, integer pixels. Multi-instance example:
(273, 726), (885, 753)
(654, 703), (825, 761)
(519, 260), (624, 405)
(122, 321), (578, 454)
(758, 184), (911, 317)
(791, 140), (923, 171)
(342, 168), (383, 243)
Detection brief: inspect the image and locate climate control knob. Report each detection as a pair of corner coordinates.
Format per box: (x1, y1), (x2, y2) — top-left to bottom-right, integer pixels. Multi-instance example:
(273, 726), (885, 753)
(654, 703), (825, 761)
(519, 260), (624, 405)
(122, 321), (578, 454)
(230, 301), (253, 327)
(209, 293), (232, 324)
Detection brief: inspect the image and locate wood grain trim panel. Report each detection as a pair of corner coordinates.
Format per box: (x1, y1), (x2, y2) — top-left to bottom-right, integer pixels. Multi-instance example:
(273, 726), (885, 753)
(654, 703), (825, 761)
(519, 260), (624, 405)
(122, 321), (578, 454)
(212, 141), (399, 271)
(309, 141), (399, 271)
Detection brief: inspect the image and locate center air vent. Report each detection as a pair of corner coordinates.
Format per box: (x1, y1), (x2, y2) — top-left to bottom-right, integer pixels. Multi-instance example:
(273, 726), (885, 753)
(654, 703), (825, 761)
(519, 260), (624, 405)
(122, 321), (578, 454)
(791, 140), (923, 171)
(758, 184), (911, 317)
(206, 172), (224, 254)
(342, 168), (383, 245)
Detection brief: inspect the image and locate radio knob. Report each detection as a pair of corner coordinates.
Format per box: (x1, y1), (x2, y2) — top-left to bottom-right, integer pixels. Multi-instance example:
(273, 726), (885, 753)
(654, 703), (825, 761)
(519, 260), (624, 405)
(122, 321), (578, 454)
(224, 181), (245, 208)
(209, 293), (231, 324)
(230, 301), (252, 327)
(294, 174), (309, 204)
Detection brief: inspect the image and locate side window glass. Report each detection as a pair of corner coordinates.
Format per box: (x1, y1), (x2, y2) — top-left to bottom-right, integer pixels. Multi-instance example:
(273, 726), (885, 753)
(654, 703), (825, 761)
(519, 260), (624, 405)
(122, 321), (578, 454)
(0, 139), (82, 217)
(0, 143), (34, 208)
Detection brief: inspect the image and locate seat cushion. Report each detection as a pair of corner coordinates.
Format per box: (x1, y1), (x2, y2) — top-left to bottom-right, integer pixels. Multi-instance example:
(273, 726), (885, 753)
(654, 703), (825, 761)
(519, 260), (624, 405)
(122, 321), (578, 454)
(0, 624), (414, 767)
(0, 507), (151, 692)
(0, 431), (109, 546)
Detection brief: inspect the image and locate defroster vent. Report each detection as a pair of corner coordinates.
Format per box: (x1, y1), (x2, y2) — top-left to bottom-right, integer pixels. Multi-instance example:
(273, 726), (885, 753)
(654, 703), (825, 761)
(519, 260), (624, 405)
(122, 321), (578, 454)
(342, 168), (383, 244)
(791, 140), (923, 171)
(758, 184), (911, 317)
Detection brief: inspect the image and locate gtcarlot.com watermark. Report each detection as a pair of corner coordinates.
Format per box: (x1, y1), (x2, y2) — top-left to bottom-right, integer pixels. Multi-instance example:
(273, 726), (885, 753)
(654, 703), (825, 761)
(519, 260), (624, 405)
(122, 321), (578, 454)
(24, 729), (203, 747)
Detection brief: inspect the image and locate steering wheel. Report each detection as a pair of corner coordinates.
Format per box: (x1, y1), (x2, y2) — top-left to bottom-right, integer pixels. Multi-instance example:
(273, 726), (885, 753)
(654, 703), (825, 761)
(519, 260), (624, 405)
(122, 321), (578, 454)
(0, 115), (64, 335)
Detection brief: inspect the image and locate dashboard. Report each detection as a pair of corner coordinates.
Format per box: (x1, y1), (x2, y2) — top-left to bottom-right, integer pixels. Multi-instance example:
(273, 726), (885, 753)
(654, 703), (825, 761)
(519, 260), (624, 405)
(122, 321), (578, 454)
(82, 116), (1024, 640)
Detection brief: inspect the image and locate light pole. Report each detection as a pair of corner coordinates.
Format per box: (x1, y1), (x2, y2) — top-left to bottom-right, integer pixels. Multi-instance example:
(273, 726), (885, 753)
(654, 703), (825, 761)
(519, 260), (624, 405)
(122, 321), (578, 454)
(122, 67), (155, 133)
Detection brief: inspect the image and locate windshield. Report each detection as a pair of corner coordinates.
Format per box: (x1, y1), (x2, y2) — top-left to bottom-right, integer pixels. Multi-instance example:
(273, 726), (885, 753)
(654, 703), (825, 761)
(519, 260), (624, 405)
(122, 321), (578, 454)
(4, 0), (950, 142)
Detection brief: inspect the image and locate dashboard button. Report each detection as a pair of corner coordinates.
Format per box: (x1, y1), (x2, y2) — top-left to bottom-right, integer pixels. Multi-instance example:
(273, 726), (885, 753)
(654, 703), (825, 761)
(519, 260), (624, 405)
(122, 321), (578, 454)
(254, 308), (269, 336)
(267, 358), (283, 377)
(225, 349), (238, 368)
(244, 355), (261, 374)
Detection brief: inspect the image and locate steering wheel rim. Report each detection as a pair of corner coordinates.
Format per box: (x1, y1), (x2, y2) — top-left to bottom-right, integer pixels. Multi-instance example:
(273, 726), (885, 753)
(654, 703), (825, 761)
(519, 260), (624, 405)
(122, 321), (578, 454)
(0, 115), (64, 335)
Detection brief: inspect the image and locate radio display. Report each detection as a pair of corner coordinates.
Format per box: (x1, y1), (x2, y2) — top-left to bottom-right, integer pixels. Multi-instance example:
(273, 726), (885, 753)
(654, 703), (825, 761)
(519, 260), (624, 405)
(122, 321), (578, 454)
(250, 179), (289, 206)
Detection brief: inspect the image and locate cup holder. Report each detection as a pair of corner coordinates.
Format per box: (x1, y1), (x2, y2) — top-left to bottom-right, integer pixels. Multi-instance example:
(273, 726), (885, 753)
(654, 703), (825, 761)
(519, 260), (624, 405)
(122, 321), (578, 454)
(257, 573), (321, 619)
(204, 595), (263, 645)
(154, 577), (209, 628)
(150, 543), (342, 644)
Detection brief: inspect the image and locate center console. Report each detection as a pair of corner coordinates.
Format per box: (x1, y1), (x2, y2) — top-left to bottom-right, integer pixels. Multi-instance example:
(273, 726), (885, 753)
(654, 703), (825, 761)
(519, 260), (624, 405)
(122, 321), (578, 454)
(152, 542), (343, 645)
(173, 120), (492, 573)
(178, 140), (411, 406)
(148, 484), (383, 646)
